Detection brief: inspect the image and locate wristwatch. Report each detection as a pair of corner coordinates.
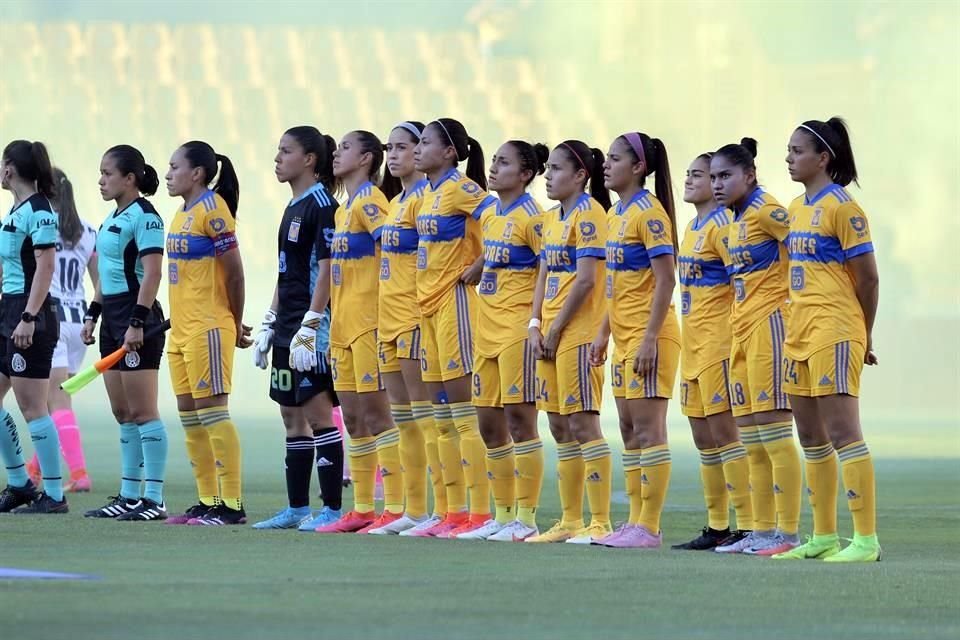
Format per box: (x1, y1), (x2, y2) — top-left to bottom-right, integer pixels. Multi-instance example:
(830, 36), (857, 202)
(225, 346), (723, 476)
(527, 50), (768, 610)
(21, 311), (37, 323)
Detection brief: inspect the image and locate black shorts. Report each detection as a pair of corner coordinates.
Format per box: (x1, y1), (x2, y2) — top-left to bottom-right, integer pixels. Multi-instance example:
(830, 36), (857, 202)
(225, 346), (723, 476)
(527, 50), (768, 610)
(0, 295), (59, 379)
(269, 345), (338, 408)
(99, 293), (166, 371)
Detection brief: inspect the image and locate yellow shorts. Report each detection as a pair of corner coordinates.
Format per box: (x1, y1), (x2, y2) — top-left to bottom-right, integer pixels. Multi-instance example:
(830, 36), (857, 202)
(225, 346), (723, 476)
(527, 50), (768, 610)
(378, 328), (422, 375)
(783, 341), (865, 398)
(472, 339), (537, 408)
(680, 360), (732, 418)
(420, 283), (477, 383)
(729, 309), (790, 417)
(168, 327), (235, 399)
(536, 343), (604, 416)
(330, 330), (383, 393)
(610, 339), (680, 400)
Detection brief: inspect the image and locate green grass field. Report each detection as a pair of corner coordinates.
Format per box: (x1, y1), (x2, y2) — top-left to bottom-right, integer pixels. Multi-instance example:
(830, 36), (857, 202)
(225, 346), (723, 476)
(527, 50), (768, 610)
(2, 415), (958, 640)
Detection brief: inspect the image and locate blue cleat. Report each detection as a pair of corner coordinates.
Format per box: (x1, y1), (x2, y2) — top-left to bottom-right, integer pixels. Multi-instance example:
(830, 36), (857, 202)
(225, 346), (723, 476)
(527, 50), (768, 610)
(251, 506), (311, 530)
(298, 506), (342, 532)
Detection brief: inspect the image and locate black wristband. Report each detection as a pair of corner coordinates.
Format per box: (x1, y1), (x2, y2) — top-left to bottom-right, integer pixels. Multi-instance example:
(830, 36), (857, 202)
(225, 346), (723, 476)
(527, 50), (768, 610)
(129, 304), (150, 328)
(84, 301), (102, 323)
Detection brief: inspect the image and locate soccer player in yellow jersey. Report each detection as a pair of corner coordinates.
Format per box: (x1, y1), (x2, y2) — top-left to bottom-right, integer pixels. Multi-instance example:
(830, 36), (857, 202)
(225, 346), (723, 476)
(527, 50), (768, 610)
(774, 118), (881, 562)
(710, 139), (803, 556)
(164, 141), (251, 526)
(315, 131), (398, 534)
(672, 152), (753, 551)
(590, 132), (680, 549)
(527, 140), (611, 544)
(456, 140), (548, 542)
(409, 118), (495, 539)
(363, 121), (439, 536)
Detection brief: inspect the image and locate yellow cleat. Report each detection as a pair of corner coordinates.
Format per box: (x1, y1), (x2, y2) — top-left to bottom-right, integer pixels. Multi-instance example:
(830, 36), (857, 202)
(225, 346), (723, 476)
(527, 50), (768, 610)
(565, 521), (613, 545)
(526, 520), (583, 543)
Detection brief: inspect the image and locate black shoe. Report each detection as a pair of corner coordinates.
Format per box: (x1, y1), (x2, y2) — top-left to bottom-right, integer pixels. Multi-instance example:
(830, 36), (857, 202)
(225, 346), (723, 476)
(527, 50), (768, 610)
(85, 495), (139, 518)
(116, 498), (168, 521)
(12, 492), (68, 514)
(193, 503), (247, 526)
(0, 481), (39, 513)
(341, 478), (352, 488)
(672, 526), (731, 550)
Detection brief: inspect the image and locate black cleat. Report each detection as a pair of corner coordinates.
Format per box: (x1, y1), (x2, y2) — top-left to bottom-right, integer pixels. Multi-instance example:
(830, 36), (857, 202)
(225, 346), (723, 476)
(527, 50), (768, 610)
(85, 495), (139, 518)
(116, 498), (168, 521)
(672, 526), (731, 550)
(0, 481), (39, 513)
(192, 503), (247, 526)
(12, 492), (68, 514)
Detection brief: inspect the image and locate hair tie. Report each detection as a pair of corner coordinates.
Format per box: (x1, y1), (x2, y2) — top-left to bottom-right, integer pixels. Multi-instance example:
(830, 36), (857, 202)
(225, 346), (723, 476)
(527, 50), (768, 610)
(799, 124), (836, 158)
(562, 142), (588, 172)
(394, 122), (422, 141)
(623, 132), (646, 170)
(433, 119), (463, 161)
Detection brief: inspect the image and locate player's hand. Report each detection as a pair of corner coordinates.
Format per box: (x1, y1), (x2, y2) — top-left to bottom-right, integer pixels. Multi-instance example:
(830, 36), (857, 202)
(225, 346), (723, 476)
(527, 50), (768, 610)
(542, 326), (561, 361)
(123, 325), (144, 352)
(236, 323), (253, 349)
(589, 332), (608, 367)
(289, 310), (323, 372)
(528, 327), (545, 360)
(80, 319), (96, 345)
(865, 336), (878, 366)
(460, 262), (483, 285)
(12, 320), (35, 350)
(252, 309), (276, 369)
(633, 337), (657, 376)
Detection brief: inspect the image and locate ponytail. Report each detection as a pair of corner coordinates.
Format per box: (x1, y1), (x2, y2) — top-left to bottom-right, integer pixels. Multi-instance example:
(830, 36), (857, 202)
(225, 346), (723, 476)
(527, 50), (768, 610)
(587, 147), (611, 210)
(430, 118), (486, 190)
(3, 140), (55, 198)
(180, 141), (240, 217)
(52, 168), (83, 246)
(464, 136), (487, 190)
(649, 138), (678, 251)
(799, 116), (859, 188)
(214, 153), (240, 216)
(105, 144), (157, 196)
(506, 140), (549, 187)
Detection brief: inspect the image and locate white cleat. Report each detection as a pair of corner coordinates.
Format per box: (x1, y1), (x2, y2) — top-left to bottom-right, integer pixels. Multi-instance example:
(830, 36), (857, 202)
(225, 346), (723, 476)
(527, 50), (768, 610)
(487, 520), (539, 542)
(715, 530), (762, 554)
(454, 519), (505, 540)
(398, 513), (444, 537)
(368, 513), (428, 535)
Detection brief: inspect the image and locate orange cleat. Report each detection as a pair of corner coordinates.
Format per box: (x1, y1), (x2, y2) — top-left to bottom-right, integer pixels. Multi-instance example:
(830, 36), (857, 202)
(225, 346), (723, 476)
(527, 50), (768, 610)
(314, 509), (375, 533)
(447, 513), (492, 539)
(405, 511), (468, 538)
(356, 510), (403, 534)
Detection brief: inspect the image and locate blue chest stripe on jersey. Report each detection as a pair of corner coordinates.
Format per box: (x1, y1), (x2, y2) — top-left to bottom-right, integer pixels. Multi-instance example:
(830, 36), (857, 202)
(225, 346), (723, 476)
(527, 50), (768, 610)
(331, 231), (377, 260)
(542, 244), (577, 273)
(786, 231), (846, 263)
(678, 255), (729, 287)
(166, 233), (215, 260)
(380, 226), (419, 255)
(417, 214), (466, 242)
(482, 239), (538, 270)
(606, 241), (652, 271)
(727, 238), (780, 275)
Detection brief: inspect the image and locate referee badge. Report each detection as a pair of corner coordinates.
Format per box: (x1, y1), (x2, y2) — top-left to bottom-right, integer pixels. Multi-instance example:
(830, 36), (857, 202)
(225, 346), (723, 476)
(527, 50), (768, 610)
(124, 352), (141, 369)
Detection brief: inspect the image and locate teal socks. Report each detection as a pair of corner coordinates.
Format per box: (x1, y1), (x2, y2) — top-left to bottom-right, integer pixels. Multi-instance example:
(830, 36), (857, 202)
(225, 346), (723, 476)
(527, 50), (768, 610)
(0, 408), (28, 487)
(28, 415), (62, 501)
(120, 422), (143, 500)
(139, 419), (168, 504)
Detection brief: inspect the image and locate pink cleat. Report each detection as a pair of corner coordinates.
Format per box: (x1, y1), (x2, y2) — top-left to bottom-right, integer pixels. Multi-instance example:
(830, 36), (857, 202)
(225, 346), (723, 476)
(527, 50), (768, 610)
(64, 471), (92, 493)
(599, 524), (662, 548)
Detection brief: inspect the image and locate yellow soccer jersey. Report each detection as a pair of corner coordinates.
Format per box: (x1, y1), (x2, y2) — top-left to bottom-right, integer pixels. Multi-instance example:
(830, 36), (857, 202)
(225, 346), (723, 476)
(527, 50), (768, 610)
(167, 190), (239, 344)
(605, 190), (681, 358)
(678, 206), (733, 379)
(378, 178), (427, 343)
(784, 183), (874, 359)
(540, 193), (608, 349)
(415, 168), (495, 316)
(330, 181), (389, 348)
(474, 192), (544, 357)
(726, 188), (790, 338)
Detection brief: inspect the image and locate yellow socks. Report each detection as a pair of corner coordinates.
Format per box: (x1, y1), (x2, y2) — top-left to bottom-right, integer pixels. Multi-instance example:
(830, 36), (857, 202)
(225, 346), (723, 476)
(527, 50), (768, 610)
(486, 442), (515, 524)
(514, 438), (543, 528)
(837, 440), (876, 537)
(412, 401), (445, 515)
(432, 403), (466, 513)
(392, 405), (427, 518)
(556, 441), (584, 527)
(374, 427), (404, 514)
(581, 439), (612, 527)
(449, 401), (490, 516)
(179, 410), (218, 506)
(717, 441), (752, 531)
(348, 436), (377, 513)
(699, 447), (728, 531)
(758, 421), (802, 535)
(637, 444), (671, 533)
(740, 425), (775, 531)
(196, 407), (243, 511)
(803, 442), (838, 536)
(623, 449), (643, 524)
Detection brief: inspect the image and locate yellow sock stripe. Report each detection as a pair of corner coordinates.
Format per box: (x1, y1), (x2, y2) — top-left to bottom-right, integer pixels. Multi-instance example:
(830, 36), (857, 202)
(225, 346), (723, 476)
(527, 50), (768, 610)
(348, 438), (378, 455)
(431, 404), (452, 420)
(622, 449), (643, 471)
(448, 402), (476, 419)
(717, 442), (747, 463)
(639, 445), (672, 467)
(803, 442), (836, 461)
(757, 422), (795, 443)
(390, 405), (414, 424)
(699, 447), (723, 466)
(556, 441), (582, 461)
(513, 438), (543, 455)
(196, 409), (231, 426)
(581, 439), (611, 461)
(486, 443), (515, 460)
(178, 411), (202, 428)
(409, 401), (433, 421)
(375, 428), (401, 449)
(837, 441), (871, 463)
(738, 426), (763, 445)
